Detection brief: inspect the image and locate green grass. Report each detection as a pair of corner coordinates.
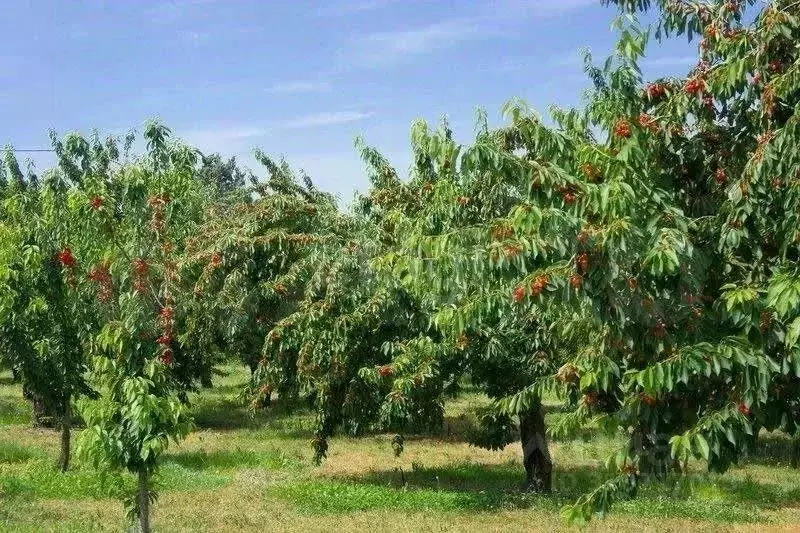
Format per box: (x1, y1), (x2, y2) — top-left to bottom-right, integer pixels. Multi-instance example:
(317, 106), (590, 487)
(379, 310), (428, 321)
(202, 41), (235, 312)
(1, 365), (799, 532)
(270, 480), (501, 514)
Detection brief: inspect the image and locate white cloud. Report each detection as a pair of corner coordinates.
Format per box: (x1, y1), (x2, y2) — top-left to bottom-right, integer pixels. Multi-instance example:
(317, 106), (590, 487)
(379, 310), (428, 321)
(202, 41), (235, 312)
(266, 81), (332, 94)
(340, 0), (596, 69)
(146, 0), (221, 24)
(177, 30), (208, 43)
(177, 112), (372, 149)
(342, 18), (480, 68)
(549, 52), (696, 70)
(179, 126), (266, 149)
(490, 0), (598, 17)
(289, 147), (412, 202)
(550, 52), (584, 68)
(315, 0), (399, 16)
(281, 111), (373, 129)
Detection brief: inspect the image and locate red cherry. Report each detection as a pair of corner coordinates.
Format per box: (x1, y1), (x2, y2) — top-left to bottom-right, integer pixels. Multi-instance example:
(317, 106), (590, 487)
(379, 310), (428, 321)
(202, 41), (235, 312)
(159, 349), (174, 366)
(57, 248), (77, 268)
(531, 275), (549, 296)
(583, 392), (599, 407)
(646, 83), (666, 99)
(638, 113), (658, 132)
(133, 259), (149, 274)
(614, 119), (632, 138)
(210, 252), (223, 267)
(160, 306), (175, 320)
(640, 393), (658, 407)
(513, 286), (526, 303)
(684, 77), (705, 96)
(576, 253), (590, 274)
(156, 335), (173, 346)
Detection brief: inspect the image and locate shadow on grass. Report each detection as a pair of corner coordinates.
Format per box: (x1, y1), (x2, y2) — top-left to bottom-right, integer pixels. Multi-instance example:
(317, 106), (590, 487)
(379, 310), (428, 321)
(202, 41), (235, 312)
(0, 458), (231, 501)
(744, 432), (800, 467)
(0, 396), (32, 425)
(398, 407), (592, 448)
(165, 448), (302, 472)
(270, 460), (797, 523)
(191, 393), (316, 439)
(0, 442), (46, 464)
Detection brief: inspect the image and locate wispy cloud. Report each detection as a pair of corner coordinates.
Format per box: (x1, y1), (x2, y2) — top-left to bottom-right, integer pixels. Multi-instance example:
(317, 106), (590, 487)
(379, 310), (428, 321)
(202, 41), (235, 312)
(146, 0), (221, 24)
(177, 30), (209, 44)
(342, 18), (481, 68)
(490, 0), (598, 17)
(315, 0), (399, 16)
(266, 81), (332, 94)
(549, 51), (584, 68)
(340, 0), (596, 69)
(549, 52), (696, 70)
(281, 111), (373, 129)
(179, 126), (267, 148)
(179, 111), (373, 147)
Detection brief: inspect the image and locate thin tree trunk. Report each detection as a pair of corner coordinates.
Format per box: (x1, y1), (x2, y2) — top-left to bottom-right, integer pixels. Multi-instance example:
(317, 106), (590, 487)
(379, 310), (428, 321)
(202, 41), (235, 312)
(137, 470), (151, 533)
(58, 396), (71, 472)
(24, 386), (55, 428)
(519, 404), (553, 492)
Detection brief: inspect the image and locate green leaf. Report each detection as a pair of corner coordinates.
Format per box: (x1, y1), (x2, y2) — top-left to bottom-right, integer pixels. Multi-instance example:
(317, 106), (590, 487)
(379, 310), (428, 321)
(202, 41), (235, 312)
(694, 434), (710, 461)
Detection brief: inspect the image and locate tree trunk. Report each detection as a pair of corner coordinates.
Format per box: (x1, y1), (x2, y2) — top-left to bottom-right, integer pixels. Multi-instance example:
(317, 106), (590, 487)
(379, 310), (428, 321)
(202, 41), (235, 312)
(137, 470), (151, 533)
(24, 386), (55, 428)
(58, 397), (71, 472)
(519, 405), (553, 492)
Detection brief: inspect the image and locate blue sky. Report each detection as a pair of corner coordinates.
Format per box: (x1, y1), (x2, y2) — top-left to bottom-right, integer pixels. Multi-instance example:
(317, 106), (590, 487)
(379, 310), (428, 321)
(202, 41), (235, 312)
(0, 0), (697, 201)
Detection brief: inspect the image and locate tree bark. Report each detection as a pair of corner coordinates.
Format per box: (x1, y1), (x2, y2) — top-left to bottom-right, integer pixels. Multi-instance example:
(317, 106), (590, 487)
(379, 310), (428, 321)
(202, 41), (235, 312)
(58, 396), (71, 472)
(519, 404), (553, 492)
(137, 470), (151, 533)
(23, 386), (55, 428)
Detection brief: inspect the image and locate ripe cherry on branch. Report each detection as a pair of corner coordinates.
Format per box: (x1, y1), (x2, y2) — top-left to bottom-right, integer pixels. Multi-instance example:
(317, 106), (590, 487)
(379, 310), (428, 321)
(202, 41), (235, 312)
(513, 286), (526, 303)
(614, 119), (632, 138)
(531, 275), (549, 296)
(57, 248), (77, 269)
(646, 82), (667, 99)
(576, 253), (590, 274)
(158, 349), (174, 366)
(684, 77), (705, 96)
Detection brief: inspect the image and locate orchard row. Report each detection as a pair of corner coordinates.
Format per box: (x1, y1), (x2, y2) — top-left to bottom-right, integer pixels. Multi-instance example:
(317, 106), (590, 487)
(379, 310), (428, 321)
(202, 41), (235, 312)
(2, 0), (800, 529)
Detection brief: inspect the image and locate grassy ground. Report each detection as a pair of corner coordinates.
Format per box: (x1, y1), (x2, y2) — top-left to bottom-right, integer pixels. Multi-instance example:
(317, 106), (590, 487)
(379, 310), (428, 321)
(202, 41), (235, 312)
(1, 366), (799, 532)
